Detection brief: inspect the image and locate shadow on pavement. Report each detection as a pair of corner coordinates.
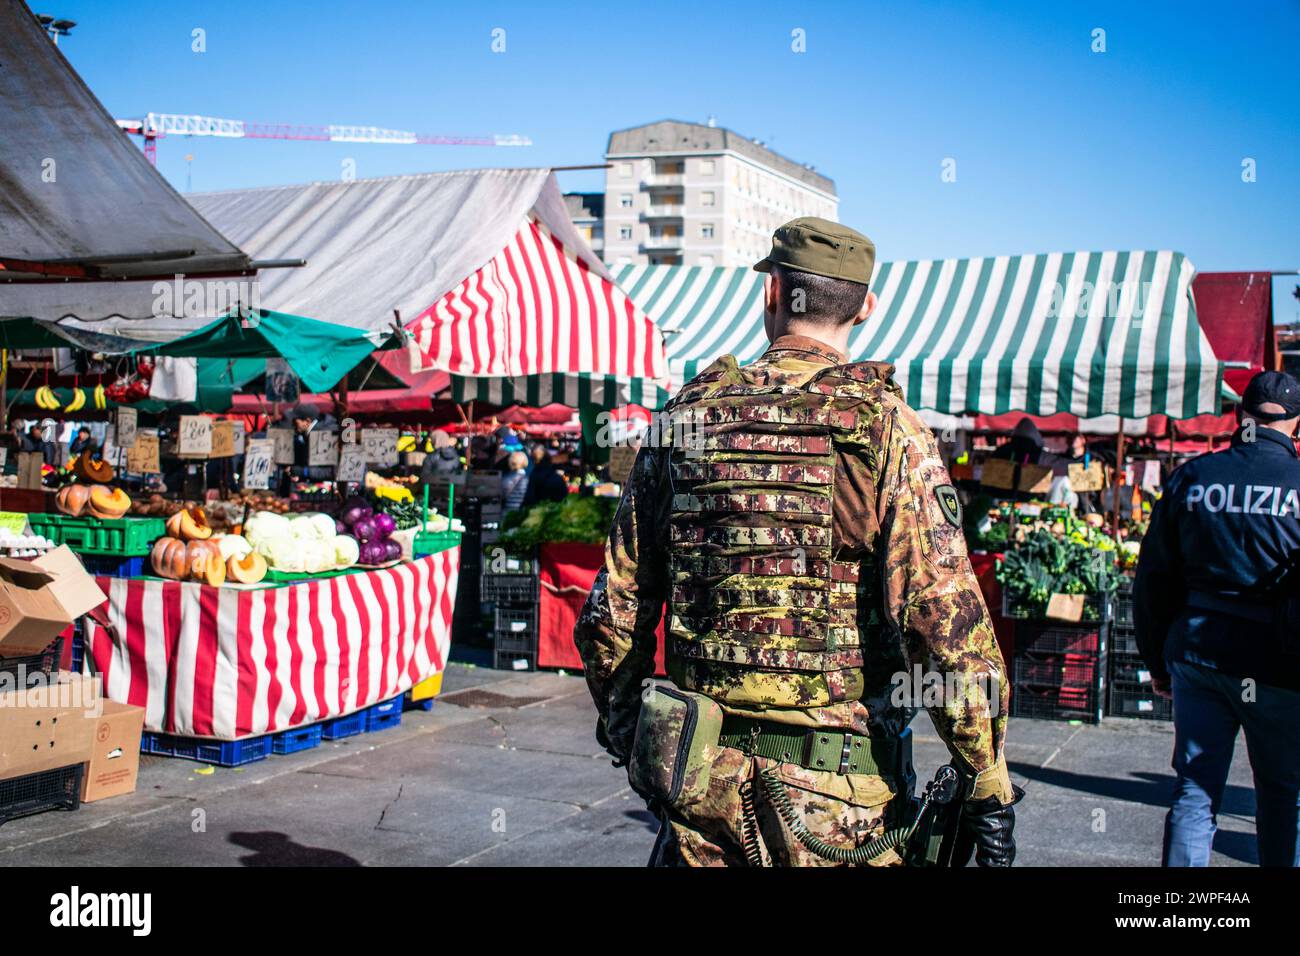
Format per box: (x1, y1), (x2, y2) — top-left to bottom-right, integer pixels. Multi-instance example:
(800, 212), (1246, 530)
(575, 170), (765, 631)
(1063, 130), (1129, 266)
(1009, 762), (1256, 815)
(229, 831), (362, 867)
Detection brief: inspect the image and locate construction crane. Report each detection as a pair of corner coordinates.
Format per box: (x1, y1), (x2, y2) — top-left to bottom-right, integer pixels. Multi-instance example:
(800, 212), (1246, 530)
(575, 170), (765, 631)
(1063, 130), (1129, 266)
(116, 112), (531, 165)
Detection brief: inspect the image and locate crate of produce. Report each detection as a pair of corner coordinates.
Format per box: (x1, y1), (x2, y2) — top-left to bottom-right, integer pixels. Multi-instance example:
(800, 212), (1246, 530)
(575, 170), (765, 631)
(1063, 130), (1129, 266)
(0, 764), (84, 828)
(365, 697), (403, 733)
(1014, 622), (1107, 655)
(1113, 577), (1135, 628)
(27, 513), (166, 557)
(1013, 650), (1105, 688)
(1107, 679), (1173, 720)
(270, 724), (323, 755)
(494, 648), (536, 672)
(1002, 590), (1111, 624)
(480, 572), (537, 604)
(0, 636), (62, 688)
(141, 731), (272, 767)
(495, 605), (537, 635)
(78, 553), (149, 578)
(320, 710), (368, 740)
(1011, 682), (1104, 724)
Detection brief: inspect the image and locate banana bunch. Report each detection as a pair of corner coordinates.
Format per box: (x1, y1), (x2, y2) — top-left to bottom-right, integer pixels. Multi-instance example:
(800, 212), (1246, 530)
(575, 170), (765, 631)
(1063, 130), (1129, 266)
(93, 384), (106, 410)
(35, 385), (60, 410)
(63, 388), (86, 413)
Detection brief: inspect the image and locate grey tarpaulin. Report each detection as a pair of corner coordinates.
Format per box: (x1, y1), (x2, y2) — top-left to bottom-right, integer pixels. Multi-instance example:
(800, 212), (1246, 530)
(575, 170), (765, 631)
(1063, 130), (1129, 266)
(0, 0), (250, 282)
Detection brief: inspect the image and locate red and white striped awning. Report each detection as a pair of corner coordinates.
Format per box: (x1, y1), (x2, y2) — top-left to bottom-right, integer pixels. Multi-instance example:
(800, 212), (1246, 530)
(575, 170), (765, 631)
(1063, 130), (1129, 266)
(407, 217), (667, 385)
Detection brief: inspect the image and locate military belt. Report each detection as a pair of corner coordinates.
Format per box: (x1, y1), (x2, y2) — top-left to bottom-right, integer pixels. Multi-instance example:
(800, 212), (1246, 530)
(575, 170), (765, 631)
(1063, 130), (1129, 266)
(718, 715), (899, 776)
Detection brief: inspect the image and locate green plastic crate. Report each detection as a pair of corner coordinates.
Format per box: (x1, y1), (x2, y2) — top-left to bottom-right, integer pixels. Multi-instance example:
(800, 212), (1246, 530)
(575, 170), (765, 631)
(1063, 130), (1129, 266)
(28, 513), (166, 557)
(413, 530), (461, 557)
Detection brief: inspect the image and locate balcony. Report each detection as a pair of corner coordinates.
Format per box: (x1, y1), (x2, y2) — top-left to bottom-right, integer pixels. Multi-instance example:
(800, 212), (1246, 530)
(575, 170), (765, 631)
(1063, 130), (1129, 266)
(641, 205), (684, 220)
(641, 174), (684, 188)
(641, 235), (684, 251)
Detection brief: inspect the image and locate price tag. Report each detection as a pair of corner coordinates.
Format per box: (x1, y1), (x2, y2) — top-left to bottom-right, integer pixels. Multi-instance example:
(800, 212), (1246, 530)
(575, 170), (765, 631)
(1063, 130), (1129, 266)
(308, 429), (339, 467)
(178, 415), (213, 456)
(243, 438), (274, 490)
(360, 428), (399, 467)
(231, 420), (246, 455)
(0, 512), (27, 536)
(979, 458), (1016, 491)
(115, 406), (138, 449)
(608, 444), (638, 484)
(1068, 460), (1105, 492)
(269, 427), (295, 465)
(209, 420), (235, 458)
(126, 431), (161, 474)
(336, 445), (367, 483)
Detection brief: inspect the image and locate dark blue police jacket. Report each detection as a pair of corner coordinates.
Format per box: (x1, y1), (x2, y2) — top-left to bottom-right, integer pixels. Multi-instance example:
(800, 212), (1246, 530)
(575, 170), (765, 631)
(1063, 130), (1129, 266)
(1134, 425), (1300, 691)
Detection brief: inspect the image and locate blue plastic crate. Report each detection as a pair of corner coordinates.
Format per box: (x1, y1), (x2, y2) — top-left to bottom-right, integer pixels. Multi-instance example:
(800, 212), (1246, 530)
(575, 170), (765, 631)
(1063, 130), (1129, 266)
(270, 724), (323, 755)
(79, 553), (148, 578)
(365, 697), (403, 733)
(404, 693), (435, 712)
(320, 710), (367, 740)
(141, 731), (271, 767)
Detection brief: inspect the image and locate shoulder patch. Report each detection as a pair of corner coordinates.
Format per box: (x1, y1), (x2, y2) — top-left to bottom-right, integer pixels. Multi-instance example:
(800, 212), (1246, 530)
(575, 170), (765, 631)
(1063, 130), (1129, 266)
(935, 484), (963, 527)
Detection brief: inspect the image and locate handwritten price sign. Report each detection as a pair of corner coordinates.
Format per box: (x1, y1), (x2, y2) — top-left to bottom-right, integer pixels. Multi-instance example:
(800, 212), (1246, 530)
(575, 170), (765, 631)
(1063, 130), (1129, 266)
(209, 420), (235, 458)
(243, 439), (274, 490)
(116, 406), (138, 449)
(308, 429), (339, 467)
(178, 415), (213, 456)
(336, 445), (367, 483)
(360, 428), (399, 467)
(269, 428), (295, 465)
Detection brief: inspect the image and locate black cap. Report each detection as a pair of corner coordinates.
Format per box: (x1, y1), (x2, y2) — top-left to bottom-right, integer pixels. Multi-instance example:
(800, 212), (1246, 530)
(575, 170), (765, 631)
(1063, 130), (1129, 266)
(290, 403), (320, 421)
(1242, 371), (1300, 422)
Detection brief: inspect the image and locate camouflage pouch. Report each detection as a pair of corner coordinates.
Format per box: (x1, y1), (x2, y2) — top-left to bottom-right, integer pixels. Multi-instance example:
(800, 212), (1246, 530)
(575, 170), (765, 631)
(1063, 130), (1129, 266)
(628, 683), (724, 810)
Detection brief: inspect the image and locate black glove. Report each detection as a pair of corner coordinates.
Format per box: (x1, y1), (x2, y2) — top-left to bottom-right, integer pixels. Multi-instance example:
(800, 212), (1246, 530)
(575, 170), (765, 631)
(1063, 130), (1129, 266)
(953, 785), (1025, 867)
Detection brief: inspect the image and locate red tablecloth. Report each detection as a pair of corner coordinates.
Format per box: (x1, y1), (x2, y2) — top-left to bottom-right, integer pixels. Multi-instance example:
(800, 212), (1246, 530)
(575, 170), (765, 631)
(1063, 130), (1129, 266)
(86, 550), (460, 740)
(969, 552), (1014, 664)
(536, 543), (665, 673)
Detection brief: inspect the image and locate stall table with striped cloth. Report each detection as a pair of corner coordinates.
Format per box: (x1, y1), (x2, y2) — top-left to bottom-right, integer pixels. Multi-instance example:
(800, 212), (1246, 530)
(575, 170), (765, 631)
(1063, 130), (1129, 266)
(85, 551), (459, 741)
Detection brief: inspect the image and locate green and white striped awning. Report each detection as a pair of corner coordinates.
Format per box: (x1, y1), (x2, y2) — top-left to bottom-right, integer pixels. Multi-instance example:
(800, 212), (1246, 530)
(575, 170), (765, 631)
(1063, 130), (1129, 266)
(450, 372), (661, 408)
(614, 250), (1223, 418)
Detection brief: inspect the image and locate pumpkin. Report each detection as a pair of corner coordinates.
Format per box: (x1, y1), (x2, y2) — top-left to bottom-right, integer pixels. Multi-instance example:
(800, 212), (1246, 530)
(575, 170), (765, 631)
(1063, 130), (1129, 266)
(227, 551), (267, 585)
(56, 484), (92, 517)
(87, 486), (131, 519)
(187, 540), (226, 586)
(73, 451), (115, 484)
(151, 537), (190, 580)
(165, 506), (213, 541)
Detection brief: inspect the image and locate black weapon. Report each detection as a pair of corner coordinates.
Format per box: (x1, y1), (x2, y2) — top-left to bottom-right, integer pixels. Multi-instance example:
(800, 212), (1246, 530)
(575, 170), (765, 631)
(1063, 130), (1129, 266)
(902, 765), (965, 867)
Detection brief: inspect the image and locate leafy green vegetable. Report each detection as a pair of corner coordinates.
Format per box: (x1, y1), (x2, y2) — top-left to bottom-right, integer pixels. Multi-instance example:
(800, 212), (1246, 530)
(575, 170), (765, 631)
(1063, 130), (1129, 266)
(499, 495), (619, 552)
(996, 528), (1120, 620)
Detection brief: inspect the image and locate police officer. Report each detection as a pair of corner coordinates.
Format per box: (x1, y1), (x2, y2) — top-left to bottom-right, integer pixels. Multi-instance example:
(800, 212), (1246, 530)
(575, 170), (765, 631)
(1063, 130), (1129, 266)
(575, 218), (1021, 867)
(1135, 370), (1300, 867)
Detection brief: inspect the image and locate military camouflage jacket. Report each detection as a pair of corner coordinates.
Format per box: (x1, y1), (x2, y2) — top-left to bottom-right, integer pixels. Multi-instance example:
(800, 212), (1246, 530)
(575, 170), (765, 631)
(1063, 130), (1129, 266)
(575, 335), (1012, 800)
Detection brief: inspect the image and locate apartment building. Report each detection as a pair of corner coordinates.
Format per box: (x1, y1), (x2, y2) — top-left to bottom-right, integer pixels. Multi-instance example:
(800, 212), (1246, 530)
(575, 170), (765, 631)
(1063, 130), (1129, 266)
(597, 119), (837, 268)
(563, 192), (604, 256)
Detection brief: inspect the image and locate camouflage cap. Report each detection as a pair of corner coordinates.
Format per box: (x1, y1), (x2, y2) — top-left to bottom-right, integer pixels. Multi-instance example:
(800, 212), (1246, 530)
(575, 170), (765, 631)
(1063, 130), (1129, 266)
(753, 217), (875, 286)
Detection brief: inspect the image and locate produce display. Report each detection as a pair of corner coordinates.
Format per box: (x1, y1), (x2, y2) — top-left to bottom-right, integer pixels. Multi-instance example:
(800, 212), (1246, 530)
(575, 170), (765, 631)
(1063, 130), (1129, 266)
(151, 536), (225, 586)
(996, 527), (1122, 621)
(243, 511), (362, 574)
(499, 495), (618, 552)
(55, 482), (132, 519)
(339, 498), (403, 566)
(0, 527), (56, 557)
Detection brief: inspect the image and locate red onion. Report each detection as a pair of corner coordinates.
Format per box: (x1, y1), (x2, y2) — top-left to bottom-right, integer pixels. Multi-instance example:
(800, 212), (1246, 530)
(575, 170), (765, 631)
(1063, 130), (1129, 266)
(372, 512), (397, 538)
(352, 517), (377, 542)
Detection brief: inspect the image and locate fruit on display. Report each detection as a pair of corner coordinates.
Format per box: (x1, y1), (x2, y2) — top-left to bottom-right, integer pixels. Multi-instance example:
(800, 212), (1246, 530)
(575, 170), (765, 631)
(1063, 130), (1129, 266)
(55, 484), (93, 517)
(187, 540), (226, 586)
(35, 385), (61, 410)
(87, 486), (132, 519)
(165, 506), (213, 541)
(150, 536), (192, 580)
(73, 451), (115, 484)
(227, 551), (268, 584)
(63, 388), (86, 413)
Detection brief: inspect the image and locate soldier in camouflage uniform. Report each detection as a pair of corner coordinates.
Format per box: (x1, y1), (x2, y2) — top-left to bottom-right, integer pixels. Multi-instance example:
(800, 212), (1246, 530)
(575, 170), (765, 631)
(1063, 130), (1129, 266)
(575, 218), (1022, 867)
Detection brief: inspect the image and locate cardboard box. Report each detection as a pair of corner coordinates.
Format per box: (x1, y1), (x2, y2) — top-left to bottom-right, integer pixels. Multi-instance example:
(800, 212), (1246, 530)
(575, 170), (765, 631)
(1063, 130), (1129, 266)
(0, 546), (106, 658)
(80, 699), (146, 803)
(0, 671), (101, 782)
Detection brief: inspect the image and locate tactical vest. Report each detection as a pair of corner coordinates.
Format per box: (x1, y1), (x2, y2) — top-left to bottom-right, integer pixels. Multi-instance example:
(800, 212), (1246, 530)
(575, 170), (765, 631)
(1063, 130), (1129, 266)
(662, 357), (893, 710)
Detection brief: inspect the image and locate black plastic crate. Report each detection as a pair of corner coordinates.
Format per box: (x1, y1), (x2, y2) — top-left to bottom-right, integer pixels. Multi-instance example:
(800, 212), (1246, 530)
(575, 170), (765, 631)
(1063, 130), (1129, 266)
(494, 649), (536, 672)
(1110, 626), (1140, 656)
(1003, 590), (1111, 625)
(1113, 577), (1135, 629)
(1107, 679), (1173, 720)
(1014, 650), (1105, 688)
(1014, 622), (1107, 655)
(1109, 652), (1158, 686)
(494, 629), (537, 655)
(481, 550), (539, 576)
(495, 605), (537, 635)
(0, 763), (84, 827)
(480, 573), (538, 604)
(1011, 681), (1104, 724)
(0, 637), (63, 689)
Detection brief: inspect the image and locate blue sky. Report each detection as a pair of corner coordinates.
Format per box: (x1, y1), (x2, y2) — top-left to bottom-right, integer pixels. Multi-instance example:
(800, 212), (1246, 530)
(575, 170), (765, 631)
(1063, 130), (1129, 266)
(47, 0), (1300, 319)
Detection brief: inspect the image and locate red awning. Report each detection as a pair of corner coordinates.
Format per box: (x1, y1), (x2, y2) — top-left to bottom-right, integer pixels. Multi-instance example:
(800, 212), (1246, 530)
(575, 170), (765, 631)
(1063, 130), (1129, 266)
(1192, 271), (1276, 394)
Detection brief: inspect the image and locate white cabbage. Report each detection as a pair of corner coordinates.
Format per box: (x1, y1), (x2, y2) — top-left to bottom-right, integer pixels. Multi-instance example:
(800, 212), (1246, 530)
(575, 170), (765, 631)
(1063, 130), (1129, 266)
(215, 534), (253, 561)
(264, 538), (306, 572)
(333, 535), (360, 568)
(243, 511), (291, 549)
(302, 539), (336, 574)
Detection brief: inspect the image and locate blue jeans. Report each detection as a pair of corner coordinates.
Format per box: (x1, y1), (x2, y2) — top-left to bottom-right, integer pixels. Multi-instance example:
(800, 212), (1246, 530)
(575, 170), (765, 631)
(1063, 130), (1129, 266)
(1163, 661), (1300, 867)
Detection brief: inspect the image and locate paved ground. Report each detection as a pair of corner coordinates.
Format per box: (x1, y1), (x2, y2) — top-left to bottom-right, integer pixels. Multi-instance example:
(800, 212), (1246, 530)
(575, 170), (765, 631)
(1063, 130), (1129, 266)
(0, 661), (1261, 866)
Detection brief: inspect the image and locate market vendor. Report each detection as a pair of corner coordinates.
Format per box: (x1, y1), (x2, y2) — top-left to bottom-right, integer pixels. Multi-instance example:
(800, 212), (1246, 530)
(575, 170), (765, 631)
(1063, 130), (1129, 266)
(291, 403), (339, 480)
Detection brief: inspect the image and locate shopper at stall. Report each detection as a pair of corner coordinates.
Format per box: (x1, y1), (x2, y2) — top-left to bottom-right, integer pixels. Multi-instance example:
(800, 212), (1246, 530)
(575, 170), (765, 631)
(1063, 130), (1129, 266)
(522, 447), (568, 506)
(502, 451), (530, 512)
(1135, 369), (1300, 867)
(68, 425), (96, 459)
